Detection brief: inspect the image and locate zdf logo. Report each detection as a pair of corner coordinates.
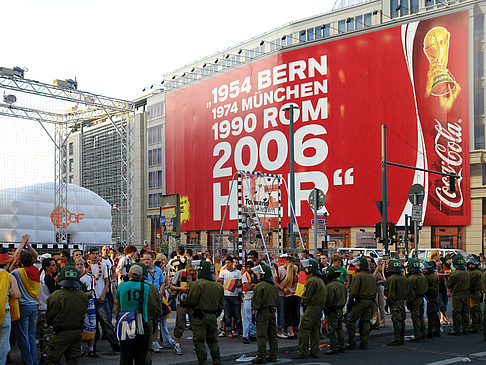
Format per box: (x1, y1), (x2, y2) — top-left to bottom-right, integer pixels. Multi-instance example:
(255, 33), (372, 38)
(50, 206), (84, 229)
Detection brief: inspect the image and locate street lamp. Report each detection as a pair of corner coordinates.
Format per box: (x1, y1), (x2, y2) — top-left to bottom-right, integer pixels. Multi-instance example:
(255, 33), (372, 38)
(283, 104), (300, 253)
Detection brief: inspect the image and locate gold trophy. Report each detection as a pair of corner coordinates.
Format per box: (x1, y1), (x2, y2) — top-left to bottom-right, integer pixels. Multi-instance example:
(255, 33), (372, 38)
(423, 26), (461, 111)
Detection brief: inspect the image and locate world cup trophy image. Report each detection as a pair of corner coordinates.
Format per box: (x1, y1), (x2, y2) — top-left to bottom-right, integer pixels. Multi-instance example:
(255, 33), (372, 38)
(423, 26), (461, 111)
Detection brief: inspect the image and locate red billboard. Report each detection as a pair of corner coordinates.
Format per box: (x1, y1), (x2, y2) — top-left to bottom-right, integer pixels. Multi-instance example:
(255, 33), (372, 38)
(166, 11), (470, 231)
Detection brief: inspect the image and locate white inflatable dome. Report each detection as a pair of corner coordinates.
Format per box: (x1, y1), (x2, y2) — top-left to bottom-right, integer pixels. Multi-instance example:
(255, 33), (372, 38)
(0, 182), (112, 244)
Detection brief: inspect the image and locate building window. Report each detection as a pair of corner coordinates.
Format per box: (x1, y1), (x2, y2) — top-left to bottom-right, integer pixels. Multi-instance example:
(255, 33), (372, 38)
(315, 26), (322, 39)
(148, 125), (162, 145)
(355, 15), (363, 30)
(346, 17), (354, 32)
(364, 13), (372, 27)
(148, 150), (153, 167)
(431, 226), (463, 250)
(147, 102), (164, 121)
(69, 142), (73, 155)
(299, 30), (306, 43)
(410, 0), (419, 13)
(323, 24), (330, 37)
(307, 28), (314, 41)
(148, 193), (160, 209)
(69, 175), (73, 184)
(338, 20), (345, 34)
(390, 0), (399, 18)
(69, 158), (74, 172)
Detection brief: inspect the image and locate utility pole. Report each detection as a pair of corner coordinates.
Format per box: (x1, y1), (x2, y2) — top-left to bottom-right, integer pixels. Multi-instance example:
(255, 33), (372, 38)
(381, 125), (389, 256)
(284, 104), (300, 253)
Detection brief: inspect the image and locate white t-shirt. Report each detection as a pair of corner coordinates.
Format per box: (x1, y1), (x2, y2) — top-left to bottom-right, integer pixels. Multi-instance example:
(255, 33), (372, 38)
(89, 262), (108, 299)
(219, 268), (242, 297)
(101, 257), (115, 279)
(241, 271), (254, 300)
(116, 256), (132, 284)
(80, 273), (95, 296)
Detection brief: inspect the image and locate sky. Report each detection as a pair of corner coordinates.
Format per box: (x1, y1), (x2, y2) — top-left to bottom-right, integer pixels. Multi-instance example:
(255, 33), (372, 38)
(0, 0), (336, 191)
(2, 0), (336, 101)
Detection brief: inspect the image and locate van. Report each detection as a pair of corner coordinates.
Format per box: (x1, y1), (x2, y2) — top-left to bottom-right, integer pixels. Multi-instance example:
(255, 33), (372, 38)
(409, 248), (467, 261)
(337, 247), (383, 258)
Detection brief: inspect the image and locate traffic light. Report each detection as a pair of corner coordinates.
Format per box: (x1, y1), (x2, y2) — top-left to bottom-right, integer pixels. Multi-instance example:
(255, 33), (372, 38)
(388, 222), (396, 237)
(374, 222), (382, 239)
(449, 175), (456, 193)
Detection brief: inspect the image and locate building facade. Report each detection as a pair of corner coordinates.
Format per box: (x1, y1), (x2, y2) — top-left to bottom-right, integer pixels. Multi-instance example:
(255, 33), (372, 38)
(145, 0), (486, 256)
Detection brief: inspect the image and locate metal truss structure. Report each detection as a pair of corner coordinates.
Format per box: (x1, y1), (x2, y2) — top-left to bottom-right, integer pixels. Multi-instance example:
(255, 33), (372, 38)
(0, 75), (135, 244)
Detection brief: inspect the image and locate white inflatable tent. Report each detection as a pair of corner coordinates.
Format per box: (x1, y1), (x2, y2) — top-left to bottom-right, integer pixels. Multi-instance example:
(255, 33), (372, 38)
(0, 182), (112, 244)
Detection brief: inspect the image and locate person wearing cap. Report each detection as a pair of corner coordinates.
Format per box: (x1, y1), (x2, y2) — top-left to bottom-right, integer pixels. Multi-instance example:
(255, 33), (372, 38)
(406, 259), (428, 343)
(423, 261), (441, 338)
(346, 257), (377, 350)
(185, 260), (224, 365)
(241, 260), (257, 344)
(384, 260), (407, 346)
(324, 266), (347, 355)
(467, 256), (482, 333)
(251, 264), (279, 364)
(447, 255), (470, 336)
(170, 259), (197, 354)
(131, 262), (162, 365)
(293, 259), (327, 359)
(45, 266), (88, 365)
(115, 264), (150, 365)
(0, 249), (21, 364)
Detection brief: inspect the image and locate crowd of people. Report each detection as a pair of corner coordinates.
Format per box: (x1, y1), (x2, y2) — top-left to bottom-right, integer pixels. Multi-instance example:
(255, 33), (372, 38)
(1, 235), (485, 365)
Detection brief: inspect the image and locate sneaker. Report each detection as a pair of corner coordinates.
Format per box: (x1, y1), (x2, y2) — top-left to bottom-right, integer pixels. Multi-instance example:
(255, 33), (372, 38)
(277, 333), (288, 339)
(174, 343), (182, 355)
(232, 330), (239, 337)
(88, 351), (100, 358)
(152, 341), (162, 352)
(219, 331), (227, 337)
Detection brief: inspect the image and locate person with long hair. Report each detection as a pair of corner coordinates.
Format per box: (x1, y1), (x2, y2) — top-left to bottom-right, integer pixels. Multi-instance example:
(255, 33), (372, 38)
(282, 264), (299, 339)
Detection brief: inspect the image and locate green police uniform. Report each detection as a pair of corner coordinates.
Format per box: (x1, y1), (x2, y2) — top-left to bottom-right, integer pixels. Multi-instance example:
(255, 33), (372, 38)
(298, 261), (327, 358)
(481, 270), (486, 339)
(145, 283), (162, 365)
(185, 262), (224, 365)
(384, 263), (407, 345)
(324, 267), (347, 354)
(251, 265), (279, 364)
(46, 267), (88, 365)
(424, 266), (441, 337)
(407, 264), (428, 342)
(346, 258), (377, 350)
(468, 262), (482, 333)
(447, 256), (470, 335)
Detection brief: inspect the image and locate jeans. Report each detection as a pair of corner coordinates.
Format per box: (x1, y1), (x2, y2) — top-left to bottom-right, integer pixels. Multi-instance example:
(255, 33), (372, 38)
(224, 296), (241, 331)
(242, 299), (256, 339)
(16, 304), (38, 365)
(159, 317), (175, 346)
(277, 296), (286, 330)
(439, 291), (448, 317)
(120, 334), (149, 365)
(0, 311), (11, 364)
(94, 298), (117, 347)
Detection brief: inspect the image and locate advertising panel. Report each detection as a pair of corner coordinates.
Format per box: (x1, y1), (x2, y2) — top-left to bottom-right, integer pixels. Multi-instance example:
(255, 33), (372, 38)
(166, 11), (470, 231)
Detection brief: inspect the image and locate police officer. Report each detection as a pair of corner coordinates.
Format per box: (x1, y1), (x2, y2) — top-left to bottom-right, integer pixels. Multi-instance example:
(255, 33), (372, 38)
(184, 260), (224, 365)
(447, 255), (470, 336)
(407, 259), (428, 343)
(324, 265), (347, 355)
(423, 261), (441, 338)
(251, 264), (279, 364)
(467, 256), (482, 333)
(46, 265), (88, 365)
(293, 259), (327, 359)
(385, 259), (407, 346)
(346, 257), (377, 350)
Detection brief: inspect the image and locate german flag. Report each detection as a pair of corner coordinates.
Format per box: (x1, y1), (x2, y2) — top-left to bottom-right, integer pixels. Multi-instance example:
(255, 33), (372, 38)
(347, 265), (357, 277)
(295, 271), (308, 297)
(224, 279), (237, 292)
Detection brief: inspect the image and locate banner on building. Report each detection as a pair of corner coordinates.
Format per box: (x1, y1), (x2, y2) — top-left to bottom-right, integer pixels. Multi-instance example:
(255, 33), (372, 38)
(165, 11), (470, 231)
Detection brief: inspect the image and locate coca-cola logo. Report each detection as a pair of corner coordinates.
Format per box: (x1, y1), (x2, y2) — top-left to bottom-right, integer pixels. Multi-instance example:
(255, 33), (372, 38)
(433, 118), (463, 209)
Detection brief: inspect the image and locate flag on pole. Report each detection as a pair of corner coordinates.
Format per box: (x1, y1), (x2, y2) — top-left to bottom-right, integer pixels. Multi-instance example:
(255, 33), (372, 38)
(295, 271), (308, 297)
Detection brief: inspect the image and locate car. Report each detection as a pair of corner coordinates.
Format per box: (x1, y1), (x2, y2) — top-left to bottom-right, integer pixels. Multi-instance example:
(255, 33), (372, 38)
(337, 247), (399, 259)
(409, 248), (467, 262)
